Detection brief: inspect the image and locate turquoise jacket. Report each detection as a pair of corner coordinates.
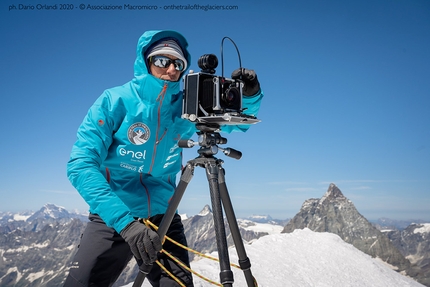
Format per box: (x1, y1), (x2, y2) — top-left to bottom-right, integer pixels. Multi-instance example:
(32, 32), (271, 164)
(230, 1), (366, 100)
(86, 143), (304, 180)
(67, 30), (263, 233)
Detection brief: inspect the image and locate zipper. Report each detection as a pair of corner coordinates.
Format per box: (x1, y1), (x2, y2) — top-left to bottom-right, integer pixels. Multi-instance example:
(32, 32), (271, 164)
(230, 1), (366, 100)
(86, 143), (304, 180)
(105, 167), (111, 183)
(148, 82), (168, 174)
(156, 129), (167, 144)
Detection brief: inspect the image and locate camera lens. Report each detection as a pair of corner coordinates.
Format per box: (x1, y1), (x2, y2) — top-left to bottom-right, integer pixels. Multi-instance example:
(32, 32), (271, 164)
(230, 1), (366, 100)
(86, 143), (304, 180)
(198, 54), (218, 72)
(222, 87), (240, 105)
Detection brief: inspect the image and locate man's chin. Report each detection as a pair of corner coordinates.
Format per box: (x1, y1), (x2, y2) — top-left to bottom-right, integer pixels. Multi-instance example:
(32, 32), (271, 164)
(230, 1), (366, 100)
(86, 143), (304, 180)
(162, 77), (179, 82)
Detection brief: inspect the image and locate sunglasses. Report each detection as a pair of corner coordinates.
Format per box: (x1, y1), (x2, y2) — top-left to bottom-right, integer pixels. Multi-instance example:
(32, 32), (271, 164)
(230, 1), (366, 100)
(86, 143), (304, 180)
(150, 56), (185, 71)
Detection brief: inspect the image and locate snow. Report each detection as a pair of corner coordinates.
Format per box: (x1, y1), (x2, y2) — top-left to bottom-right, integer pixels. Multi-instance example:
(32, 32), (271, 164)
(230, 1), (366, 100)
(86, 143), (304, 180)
(249, 215), (268, 219)
(413, 223), (430, 234)
(64, 244), (76, 251)
(121, 228), (424, 287)
(0, 267), (23, 283)
(247, 215), (272, 221)
(380, 229), (396, 232)
(26, 270), (45, 282)
(13, 214), (31, 221)
(369, 239), (379, 249)
(3, 241), (50, 254)
(406, 254), (423, 265)
(43, 203), (67, 218)
(198, 206), (212, 216)
(238, 219), (283, 234)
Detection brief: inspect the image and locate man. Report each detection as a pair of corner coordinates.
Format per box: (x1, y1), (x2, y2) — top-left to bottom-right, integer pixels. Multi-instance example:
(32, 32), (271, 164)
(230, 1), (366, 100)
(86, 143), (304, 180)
(64, 30), (263, 286)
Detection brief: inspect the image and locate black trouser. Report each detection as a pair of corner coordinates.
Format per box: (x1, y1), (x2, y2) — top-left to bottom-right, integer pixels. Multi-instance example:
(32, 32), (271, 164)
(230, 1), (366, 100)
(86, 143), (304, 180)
(64, 213), (193, 287)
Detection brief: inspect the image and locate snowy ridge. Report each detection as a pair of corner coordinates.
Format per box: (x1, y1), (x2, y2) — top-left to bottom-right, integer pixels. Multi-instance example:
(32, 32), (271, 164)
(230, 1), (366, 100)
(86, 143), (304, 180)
(237, 219), (283, 235)
(0, 203), (89, 227)
(413, 223), (430, 235)
(122, 228), (424, 287)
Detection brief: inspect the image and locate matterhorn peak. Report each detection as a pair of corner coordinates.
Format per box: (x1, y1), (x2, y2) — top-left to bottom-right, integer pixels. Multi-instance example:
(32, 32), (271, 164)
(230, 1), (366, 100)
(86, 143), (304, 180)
(319, 183), (345, 203)
(282, 183), (414, 275)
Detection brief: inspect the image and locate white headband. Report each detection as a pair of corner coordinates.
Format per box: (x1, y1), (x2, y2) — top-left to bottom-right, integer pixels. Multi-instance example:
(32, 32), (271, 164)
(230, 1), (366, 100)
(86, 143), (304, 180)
(147, 39), (187, 70)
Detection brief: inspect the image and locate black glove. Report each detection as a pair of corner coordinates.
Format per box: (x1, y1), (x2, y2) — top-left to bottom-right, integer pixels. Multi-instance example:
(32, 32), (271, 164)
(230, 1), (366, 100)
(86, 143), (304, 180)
(120, 220), (162, 266)
(231, 68), (260, 96)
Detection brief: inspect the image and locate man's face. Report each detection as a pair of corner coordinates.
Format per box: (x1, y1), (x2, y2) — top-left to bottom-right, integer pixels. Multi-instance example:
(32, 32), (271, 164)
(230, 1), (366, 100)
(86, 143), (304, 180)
(149, 54), (182, 82)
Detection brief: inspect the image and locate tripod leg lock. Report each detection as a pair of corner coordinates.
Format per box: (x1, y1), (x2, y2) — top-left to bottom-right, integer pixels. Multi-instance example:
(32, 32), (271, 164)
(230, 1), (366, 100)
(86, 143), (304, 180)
(138, 262), (153, 274)
(238, 258), (252, 271)
(220, 270), (234, 285)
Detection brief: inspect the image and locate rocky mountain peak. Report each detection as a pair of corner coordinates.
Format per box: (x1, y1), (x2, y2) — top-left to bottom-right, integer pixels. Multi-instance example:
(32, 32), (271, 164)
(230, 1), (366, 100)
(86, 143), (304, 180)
(27, 203), (71, 221)
(319, 183), (345, 203)
(198, 204), (212, 216)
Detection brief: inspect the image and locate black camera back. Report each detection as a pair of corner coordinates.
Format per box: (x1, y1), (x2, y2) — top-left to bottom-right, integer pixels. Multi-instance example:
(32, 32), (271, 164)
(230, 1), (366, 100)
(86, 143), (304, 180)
(183, 72), (242, 117)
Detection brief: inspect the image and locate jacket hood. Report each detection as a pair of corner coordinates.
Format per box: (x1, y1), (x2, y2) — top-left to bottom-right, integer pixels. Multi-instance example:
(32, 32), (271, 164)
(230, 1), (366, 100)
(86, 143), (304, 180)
(133, 30), (191, 78)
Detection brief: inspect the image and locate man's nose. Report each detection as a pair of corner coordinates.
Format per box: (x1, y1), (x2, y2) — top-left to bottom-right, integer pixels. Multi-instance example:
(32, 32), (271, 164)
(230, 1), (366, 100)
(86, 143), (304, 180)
(167, 63), (176, 73)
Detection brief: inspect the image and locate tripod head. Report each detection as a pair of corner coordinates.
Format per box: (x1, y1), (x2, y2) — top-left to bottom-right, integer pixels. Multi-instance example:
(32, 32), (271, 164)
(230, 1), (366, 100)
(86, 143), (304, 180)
(179, 123), (242, 159)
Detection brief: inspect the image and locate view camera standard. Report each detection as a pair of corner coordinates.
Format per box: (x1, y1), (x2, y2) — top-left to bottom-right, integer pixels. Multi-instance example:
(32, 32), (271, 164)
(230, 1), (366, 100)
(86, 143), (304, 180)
(182, 54), (260, 126)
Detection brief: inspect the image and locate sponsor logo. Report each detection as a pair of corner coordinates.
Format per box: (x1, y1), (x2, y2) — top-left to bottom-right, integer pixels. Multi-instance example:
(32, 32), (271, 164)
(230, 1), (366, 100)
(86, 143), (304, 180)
(170, 143), (179, 153)
(120, 162), (138, 171)
(128, 123), (150, 145)
(119, 148), (147, 161)
(166, 153), (179, 161)
(164, 153), (179, 169)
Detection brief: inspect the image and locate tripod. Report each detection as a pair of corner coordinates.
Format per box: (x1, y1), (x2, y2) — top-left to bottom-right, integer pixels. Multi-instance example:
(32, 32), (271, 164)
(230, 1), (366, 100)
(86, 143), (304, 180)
(133, 124), (256, 287)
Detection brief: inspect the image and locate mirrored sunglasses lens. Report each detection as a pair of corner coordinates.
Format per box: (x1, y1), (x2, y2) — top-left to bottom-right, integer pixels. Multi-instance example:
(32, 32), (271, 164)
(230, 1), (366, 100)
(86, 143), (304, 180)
(153, 56), (185, 71)
(153, 57), (169, 68)
(174, 60), (184, 71)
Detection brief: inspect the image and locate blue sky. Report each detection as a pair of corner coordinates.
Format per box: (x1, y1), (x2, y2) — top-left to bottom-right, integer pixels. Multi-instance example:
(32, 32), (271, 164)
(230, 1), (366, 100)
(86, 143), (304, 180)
(1, 0), (429, 221)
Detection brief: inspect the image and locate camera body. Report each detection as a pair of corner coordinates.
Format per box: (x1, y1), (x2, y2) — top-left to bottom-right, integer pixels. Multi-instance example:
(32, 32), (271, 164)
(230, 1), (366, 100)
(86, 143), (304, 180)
(183, 72), (242, 116)
(182, 54), (259, 126)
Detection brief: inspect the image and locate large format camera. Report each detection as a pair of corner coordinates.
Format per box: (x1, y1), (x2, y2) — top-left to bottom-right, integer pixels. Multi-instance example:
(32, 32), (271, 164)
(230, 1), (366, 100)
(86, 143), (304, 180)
(182, 54), (260, 126)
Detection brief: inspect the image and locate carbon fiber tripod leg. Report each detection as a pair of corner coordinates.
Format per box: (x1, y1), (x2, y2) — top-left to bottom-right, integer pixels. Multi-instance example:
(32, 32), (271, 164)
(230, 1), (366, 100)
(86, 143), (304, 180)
(205, 158), (234, 287)
(217, 164), (256, 287)
(132, 162), (195, 287)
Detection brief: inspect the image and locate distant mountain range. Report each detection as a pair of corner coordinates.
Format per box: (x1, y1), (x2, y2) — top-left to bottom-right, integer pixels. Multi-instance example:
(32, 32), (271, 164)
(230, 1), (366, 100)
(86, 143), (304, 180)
(372, 217), (428, 230)
(0, 185), (429, 286)
(0, 203), (285, 286)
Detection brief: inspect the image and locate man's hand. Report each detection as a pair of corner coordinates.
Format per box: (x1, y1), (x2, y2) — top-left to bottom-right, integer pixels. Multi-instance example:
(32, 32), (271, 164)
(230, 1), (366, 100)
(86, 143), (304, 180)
(231, 68), (261, 96)
(120, 220), (162, 266)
